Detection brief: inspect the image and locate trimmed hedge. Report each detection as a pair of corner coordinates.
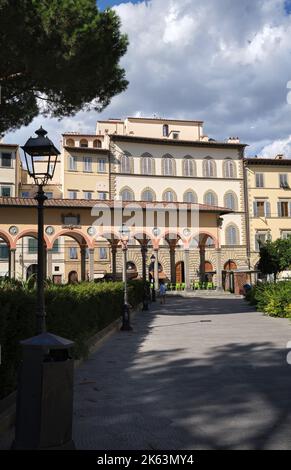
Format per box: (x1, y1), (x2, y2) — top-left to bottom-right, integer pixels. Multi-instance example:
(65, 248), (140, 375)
(245, 281), (291, 317)
(0, 280), (146, 400)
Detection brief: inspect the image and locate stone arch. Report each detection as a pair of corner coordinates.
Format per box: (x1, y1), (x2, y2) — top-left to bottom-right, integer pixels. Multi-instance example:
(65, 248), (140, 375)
(93, 139), (102, 148)
(0, 230), (13, 248)
(224, 190), (238, 210)
(140, 152), (155, 175)
(183, 156), (196, 177)
(79, 138), (88, 148)
(203, 190), (218, 206)
(66, 138), (75, 147)
(140, 187), (156, 202)
(162, 153), (176, 176)
(225, 223), (240, 245)
(119, 186), (135, 201)
(224, 259), (238, 270)
(183, 189), (198, 203)
(15, 230), (49, 249)
(51, 229), (93, 249)
(162, 188), (177, 202)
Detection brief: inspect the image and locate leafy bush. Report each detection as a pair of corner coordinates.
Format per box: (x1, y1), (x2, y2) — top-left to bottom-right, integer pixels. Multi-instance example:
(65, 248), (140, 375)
(0, 280), (146, 400)
(245, 281), (291, 317)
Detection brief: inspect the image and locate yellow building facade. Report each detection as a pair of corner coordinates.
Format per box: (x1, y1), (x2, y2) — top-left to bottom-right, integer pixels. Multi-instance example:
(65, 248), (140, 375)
(244, 156), (291, 272)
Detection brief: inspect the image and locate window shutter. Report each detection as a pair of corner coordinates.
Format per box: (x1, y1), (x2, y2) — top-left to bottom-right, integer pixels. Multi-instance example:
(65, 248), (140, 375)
(289, 201), (291, 217)
(277, 202), (282, 217)
(265, 202), (271, 217)
(253, 201), (258, 217)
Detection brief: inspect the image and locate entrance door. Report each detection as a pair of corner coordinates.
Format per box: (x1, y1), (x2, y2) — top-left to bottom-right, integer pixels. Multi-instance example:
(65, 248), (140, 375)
(175, 261), (185, 283)
(53, 275), (62, 284)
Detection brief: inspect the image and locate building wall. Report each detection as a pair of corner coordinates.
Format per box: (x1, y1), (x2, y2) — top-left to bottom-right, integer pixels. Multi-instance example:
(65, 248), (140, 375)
(0, 144), (20, 197)
(246, 160), (291, 268)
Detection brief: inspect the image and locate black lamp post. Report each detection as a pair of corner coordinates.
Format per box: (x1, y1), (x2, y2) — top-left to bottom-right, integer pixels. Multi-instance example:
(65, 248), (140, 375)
(22, 126), (60, 334)
(13, 127), (75, 450)
(150, 254), (156, 302)
(119, 225), (132, 331)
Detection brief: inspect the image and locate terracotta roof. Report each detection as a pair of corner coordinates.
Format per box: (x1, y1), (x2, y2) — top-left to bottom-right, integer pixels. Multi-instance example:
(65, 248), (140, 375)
(0, 197), (232, 214)
(244, 158), (291, 165)
(110, 134), (247, 149)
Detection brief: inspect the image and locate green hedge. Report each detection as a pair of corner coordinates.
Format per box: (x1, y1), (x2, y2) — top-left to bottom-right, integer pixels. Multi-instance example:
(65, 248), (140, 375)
(245, 281), (291, 317)
(0, 280), (146, 400)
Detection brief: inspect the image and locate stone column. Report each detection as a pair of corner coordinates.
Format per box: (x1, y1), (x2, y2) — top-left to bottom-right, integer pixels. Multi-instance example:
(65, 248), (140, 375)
(46, 249), (53, 280)
(154, 249), (159, 291)
(141, 245), (148, 282)
(184, 249), (190, 290)
(216, 248), (223, 290)
(199, 246), (206, 283)
(89, 248), (95, 281)
(80, 246), (87, 281)
(9, 248), (16, 279)
(111, 242), (117, 280)
(169, 245), (176, 284)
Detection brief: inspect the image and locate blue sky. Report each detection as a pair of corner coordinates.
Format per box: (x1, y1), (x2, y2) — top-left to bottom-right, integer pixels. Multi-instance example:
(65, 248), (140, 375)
(97, 0), (140, 10)
(5, 0), (291, 158)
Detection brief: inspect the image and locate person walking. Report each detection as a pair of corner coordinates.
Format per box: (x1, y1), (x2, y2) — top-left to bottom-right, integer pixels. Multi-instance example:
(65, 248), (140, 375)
(159, 281), (166, 304)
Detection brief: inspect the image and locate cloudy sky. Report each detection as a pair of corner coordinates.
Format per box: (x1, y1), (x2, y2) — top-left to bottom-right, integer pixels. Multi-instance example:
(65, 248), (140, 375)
(5, 0), (291, 157)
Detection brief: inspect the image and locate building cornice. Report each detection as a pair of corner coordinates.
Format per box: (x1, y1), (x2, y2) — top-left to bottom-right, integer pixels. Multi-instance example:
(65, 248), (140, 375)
(110, 134), (247, 150)
(244, 158), (291, 166)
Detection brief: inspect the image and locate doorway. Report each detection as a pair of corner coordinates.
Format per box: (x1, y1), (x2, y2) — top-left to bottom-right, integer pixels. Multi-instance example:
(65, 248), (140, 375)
(175, 261), (185, 283)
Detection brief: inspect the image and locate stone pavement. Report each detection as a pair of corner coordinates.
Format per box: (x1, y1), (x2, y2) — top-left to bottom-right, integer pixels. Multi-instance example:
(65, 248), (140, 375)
(73, 295), (291, 450)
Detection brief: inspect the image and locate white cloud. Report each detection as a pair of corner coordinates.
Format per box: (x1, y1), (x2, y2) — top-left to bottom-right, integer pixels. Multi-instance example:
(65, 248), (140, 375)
(261, 135), (291, 157)
(4, 0), (291, 158)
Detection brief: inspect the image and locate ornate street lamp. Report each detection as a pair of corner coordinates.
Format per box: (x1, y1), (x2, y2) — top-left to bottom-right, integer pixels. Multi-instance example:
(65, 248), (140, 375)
(14, 128), (75, 450)
(150, 254), (156, 302)
(21, 126), (60, 334)
(119, 224), (132, 331)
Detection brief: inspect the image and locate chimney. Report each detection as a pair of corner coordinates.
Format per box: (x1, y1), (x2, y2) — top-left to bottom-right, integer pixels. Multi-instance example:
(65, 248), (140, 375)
(228, 137), (240, 143)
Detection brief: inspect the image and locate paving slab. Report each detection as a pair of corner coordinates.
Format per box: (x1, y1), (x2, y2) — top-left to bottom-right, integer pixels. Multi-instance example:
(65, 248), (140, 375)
(73, 296), (291, 450)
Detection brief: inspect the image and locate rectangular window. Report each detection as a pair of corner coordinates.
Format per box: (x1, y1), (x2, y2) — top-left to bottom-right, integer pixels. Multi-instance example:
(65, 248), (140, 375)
(1, 153), (12, 168)
(68, 190), (78, 199)
(281, 231), (291, 240)
(1, 186), (11, 197)
(255, 232), (267, 252)
(98, 192), (107, 200)
(83, 157), (92, 172)
(99, 247), (107, 259)
(28, 238), (38, 254)
(98, 159), (106, 173)
(45, 192), (53, 199)
(52, 239), (59, 254)
(253, 200), (270, 217)
(0, 244), (8, 260)
(69, 247), (78, 259)
(21, 191), (30, 198)
(279, 174), (289, 188)
(63, 215), (79, 225)
(83, 191), (93, 200)
(69, 156), (77, 171)
(255, 173), (264, 188)
(278, 201), (291, 217)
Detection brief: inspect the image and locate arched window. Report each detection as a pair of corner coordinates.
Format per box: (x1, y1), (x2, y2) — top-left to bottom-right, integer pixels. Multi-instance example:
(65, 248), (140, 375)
(93, 139), (102, 148)
(203, 157), (216, 177)
(204, 190), (218, 206)
(127, 261), (137, 272)
(183, 190), (198, 203)
(223, 159), (236, 178)
(225, 224), (239, 245)
(162, 154), (175, 176)
(120, 152), (132, 173)
(224, 191), (238, 210)
(141, 153), (154, 175)
(163, 124), (169, 137)
(66, 138), (75, 147)
(183, 157), (196, 177)
(120, 188), (134, 201)
(80, 139), (88, 148)
(141, 188), (155, 202)
(163, 189), (176, 202)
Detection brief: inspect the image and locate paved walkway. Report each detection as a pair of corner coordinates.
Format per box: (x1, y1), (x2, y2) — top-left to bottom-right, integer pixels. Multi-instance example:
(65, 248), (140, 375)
(73, 296), (291, 450)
